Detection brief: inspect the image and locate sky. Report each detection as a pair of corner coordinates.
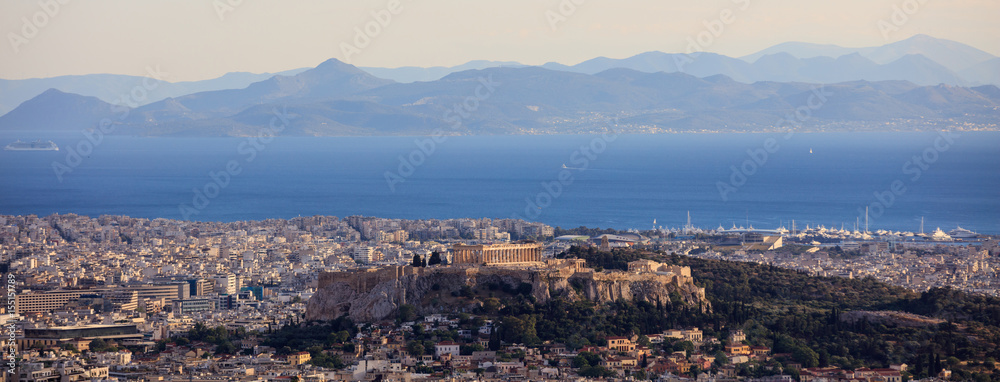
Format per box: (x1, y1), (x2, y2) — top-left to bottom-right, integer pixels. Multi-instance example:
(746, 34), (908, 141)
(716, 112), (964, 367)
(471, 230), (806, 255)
(1, 0), (997, 81)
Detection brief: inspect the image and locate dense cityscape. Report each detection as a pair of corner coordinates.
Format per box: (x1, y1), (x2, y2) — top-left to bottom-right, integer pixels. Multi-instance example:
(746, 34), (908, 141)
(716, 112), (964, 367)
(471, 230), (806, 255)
(2, 213), (996, 381)
(4, 1), (1000, 381)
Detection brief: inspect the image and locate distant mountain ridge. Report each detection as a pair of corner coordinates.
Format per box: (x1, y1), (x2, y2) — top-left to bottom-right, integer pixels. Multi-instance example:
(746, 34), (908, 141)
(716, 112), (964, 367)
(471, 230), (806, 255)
(366, 35), (998, 86)
(2, 55), (997, 137)
(1, 34), (994, 119)
(360, 60), (526, 83)
(0, 89), (118, 132)
(0, 67), (310, 116)
(739, 34), (996, 71)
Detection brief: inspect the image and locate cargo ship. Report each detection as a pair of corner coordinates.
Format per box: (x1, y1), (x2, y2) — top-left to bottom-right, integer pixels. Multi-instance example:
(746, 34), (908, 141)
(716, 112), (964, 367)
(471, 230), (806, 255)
(3, 139), (59, 151)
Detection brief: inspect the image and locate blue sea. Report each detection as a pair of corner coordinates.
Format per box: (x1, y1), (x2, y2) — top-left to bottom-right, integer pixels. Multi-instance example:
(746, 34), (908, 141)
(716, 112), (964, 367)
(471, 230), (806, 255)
(1, 131), (998, 234)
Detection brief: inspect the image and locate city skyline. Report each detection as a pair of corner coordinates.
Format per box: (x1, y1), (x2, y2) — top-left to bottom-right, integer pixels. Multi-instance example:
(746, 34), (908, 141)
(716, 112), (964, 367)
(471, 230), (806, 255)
(2, 2), (999, 380)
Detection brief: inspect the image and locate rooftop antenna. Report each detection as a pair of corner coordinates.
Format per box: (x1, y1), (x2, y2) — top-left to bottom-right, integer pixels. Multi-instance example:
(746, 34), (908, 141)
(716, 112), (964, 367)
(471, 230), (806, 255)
(865, 207), (869, 233)
(920, 216), (924, 235)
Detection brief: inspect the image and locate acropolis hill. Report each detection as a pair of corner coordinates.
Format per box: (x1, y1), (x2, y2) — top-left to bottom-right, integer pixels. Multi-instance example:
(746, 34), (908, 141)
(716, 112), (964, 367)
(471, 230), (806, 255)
(306, 246), (709, 322)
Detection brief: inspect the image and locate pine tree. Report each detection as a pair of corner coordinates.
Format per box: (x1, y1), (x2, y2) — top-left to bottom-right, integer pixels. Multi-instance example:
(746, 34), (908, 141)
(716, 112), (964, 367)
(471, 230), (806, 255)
(927, 353), (936, 375)
(488, 326), (501, 351)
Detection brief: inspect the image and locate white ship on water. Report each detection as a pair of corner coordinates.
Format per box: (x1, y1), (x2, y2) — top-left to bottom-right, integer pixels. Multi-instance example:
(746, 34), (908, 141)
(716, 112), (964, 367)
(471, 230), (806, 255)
(929, 227), (952, 241)
(4, 139), (59, 151)
(947, 226), (979, 239)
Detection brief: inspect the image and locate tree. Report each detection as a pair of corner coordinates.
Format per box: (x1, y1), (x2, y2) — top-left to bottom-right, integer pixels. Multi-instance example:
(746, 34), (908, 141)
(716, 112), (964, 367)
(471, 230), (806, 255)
(89, 338), (110, 352)
(715, 351), (729, 366)
(793, 346), (820, 368)
(397, 304), (417, 323)
(482, 298), (502, 315)
(461, 343), (485, 355)
(407, 341), (425, 357)
(674, 340), (695, 356)
(637, 335), (652, 348)
(488, 327), (501, 351)
(579, 365), (615, 378)
(501, 315), (537, 344)
(634, 369), (649, 380)
(573, 352), (601, 368)
(309, 352), (345, 369)
(412, 254), (423, 267)
(327, 330), (350, 344)
(412, 323), (425, 338)
(460, 285), (474, 298)
(428, 252), (441, 266)
(215, 342), (237, 355)
(946, 356), (960, 368)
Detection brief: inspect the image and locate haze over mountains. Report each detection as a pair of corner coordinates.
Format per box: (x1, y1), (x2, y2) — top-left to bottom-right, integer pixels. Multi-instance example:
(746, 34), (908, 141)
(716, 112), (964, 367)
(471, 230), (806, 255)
(368, 35), (996, 86)
(1, 34), (998, 137)
(0, 68), (310, 117)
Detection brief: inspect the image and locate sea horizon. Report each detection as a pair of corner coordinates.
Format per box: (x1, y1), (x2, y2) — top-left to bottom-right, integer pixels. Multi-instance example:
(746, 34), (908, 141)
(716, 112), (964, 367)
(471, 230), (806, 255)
(3, 131), (998, 234)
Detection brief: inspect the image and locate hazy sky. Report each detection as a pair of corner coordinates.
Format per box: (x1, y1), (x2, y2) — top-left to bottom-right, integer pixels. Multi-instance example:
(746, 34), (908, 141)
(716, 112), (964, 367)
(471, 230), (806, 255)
(1, 0), (997, 81)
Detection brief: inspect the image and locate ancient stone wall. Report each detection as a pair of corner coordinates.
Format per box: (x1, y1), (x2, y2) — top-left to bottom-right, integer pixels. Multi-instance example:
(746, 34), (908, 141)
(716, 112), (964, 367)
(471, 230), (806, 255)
(308, 261), (708, 322)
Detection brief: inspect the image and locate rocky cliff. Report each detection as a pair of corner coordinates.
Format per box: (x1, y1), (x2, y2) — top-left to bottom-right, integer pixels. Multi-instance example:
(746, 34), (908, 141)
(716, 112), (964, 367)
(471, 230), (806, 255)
(306, 260), (709, 322)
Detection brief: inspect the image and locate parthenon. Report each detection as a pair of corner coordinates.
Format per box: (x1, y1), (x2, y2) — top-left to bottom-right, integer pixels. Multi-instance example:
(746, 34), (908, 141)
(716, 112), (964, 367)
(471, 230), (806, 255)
(451, 243), (543, 265)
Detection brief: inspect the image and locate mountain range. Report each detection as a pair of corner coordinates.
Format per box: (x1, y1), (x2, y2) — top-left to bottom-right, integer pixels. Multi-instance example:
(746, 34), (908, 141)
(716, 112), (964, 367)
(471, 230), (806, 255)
(370, 34), (996, 86)
(1, 34), (997, 136)
(0, 68), (310, 116)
